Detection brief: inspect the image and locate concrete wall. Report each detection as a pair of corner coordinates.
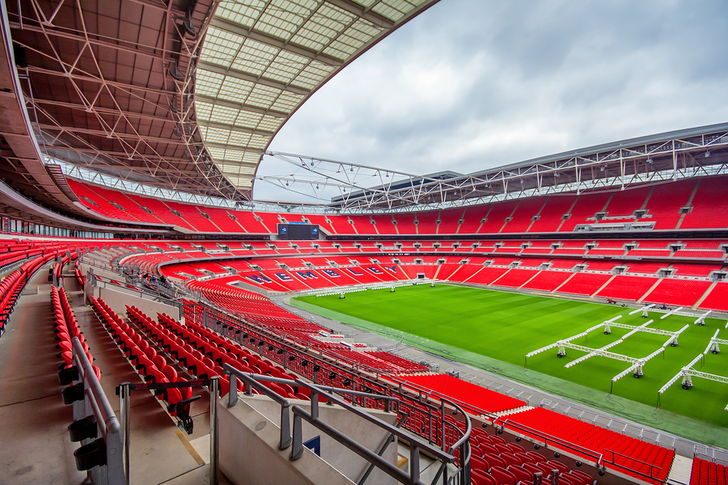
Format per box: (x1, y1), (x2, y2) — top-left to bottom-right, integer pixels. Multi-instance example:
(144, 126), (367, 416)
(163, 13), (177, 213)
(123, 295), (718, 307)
(218, 395), (398, 485)
(218, 397), (353, 485)
(246, 396), (397, 485)
(95, 286), (181, 321)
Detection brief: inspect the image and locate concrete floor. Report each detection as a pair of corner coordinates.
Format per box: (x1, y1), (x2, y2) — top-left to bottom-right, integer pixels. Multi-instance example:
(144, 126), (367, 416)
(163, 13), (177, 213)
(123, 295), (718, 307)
(0, 267), (219, 485)
(0, 265), (87, 484)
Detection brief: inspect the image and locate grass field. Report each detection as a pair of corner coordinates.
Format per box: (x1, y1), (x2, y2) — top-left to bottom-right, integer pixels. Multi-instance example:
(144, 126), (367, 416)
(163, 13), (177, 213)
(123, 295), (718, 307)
(293, 284), (728, 445)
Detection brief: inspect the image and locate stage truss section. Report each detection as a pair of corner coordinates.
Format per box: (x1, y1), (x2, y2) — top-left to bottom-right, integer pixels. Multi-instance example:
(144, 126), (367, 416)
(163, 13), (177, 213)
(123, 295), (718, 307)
(526, 315), (690, 386)
(658, 329), (728, 410)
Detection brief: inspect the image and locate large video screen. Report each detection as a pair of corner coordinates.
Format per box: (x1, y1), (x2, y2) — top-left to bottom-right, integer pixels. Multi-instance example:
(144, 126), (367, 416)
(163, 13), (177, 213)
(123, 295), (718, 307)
(277, 223), (319, 240)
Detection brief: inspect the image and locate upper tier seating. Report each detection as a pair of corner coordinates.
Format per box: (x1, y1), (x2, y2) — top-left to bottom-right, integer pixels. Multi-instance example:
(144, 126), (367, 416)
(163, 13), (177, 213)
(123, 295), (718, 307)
(69, 176), (728, 235)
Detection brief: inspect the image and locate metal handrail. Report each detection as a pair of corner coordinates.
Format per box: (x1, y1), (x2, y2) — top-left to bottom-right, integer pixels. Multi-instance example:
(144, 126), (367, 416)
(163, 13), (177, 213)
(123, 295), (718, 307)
(71, 337), (124, 485)
(603, 448), (664, 479)
(72, 337), (120, 437)
(224, 367), (449, 455)
(495, 417), (604, 465)
(223, 366), (469, 485)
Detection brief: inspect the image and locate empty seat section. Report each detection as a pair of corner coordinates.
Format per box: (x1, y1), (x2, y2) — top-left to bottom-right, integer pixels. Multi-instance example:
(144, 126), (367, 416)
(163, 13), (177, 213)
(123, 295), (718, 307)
(689, 456), (728, 485)
(479, 201), (518, 234)
(370, 215), (396, 234)
(493, 269), (538, 288)
(560, 192), (611, 231)
(521, 271), (572, 291)
(303, 214), (336, 234)
(393, 213), (417, 234)
(557, 273), (612, 295)
(459, 206), (486, 233)
(595, 275), (657, 300)
(699, 282), (728, 311)
(505, 407), (674, 483)
(437, 208), (462, 234)
(603, 186), (651, 217)
(646, 180), (695, 229)
(643, 279), (713, 307)
(502, 198), (545, 233)
(395, 374), (526, 414)
(200, 206), (246, 232)
(671, 264), (720, 277)
(682, 177), (728, 229)
(253, 212), (281, 232)
(529, 195), (575, 232)
(416, 211), (439, 235)
(468, 267), (509, 285)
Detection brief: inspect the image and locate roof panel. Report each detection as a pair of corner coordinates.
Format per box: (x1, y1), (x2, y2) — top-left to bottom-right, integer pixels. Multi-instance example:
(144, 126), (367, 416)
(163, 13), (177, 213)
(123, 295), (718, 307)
(195, 0), (440, 190)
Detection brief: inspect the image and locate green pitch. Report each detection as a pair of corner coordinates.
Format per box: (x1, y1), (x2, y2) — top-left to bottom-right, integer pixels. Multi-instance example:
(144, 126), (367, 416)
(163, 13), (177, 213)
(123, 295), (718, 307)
(293, 284), (728, 446)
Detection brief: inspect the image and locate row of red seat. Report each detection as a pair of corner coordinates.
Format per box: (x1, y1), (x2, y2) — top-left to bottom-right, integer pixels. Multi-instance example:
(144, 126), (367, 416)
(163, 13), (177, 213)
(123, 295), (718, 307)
(70, 176), (728, 234)
(91, 298), (196, 422)
(393, 374), (527, 414)
(691, 457), (728, 485)
(0, 254), (54, 337)
(501, 407), (675, 483)
(179, 256), (726, 311)
(52, 286), (101, 379)
(469, 427), (593, 485)
(129, 306), (307, 400)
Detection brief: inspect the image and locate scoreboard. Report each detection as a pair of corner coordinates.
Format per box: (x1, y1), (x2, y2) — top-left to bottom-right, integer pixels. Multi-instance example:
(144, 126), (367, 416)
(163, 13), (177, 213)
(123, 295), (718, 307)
(277, 223), (319, 240)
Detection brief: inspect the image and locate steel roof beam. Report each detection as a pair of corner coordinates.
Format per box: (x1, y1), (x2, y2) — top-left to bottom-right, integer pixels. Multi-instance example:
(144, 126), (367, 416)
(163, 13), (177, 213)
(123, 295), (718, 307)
(324, 0), (395, 29)
(31, 97), (178, 124)
(197, 61), (310, 96)
(9, 21), (172, 61)
(23, 65), (176, 96)
(194, 94), (289, 118)
(35, 123), (187, 145)
(198, 119), (276, 137)
(210, 17), (344, 67)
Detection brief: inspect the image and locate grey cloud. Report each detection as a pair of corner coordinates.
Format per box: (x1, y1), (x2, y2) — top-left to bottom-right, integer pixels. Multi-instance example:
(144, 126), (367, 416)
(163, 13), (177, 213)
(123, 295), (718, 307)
(257, 0), (728, 201)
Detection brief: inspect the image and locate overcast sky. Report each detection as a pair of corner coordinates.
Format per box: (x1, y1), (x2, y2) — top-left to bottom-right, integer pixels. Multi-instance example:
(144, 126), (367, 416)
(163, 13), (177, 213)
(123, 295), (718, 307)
(254, 0), (728, 201)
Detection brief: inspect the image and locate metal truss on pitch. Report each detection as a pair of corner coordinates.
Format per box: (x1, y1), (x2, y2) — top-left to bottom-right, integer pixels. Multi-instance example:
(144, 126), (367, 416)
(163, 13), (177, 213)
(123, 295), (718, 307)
(526, 315), (689, 385)
(658, 329), (728, 410)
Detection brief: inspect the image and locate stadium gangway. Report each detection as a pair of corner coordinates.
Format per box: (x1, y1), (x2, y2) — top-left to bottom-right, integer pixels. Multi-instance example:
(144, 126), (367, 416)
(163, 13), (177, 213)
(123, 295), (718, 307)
(116, 377), (220, 485)
(223, 365), (472, 485)
(63, 337), (124, 485)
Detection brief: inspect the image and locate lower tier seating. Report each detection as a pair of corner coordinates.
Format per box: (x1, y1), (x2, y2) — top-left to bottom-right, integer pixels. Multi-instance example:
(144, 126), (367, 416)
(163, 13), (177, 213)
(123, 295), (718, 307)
(503, 407), (675, 483)
(394, 374), (527, 414)
(690, 457), (728, 485)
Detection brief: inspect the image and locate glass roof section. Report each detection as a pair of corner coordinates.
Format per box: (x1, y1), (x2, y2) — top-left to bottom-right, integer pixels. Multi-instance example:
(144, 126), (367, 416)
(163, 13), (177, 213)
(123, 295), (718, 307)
(196, 0), (439, 190)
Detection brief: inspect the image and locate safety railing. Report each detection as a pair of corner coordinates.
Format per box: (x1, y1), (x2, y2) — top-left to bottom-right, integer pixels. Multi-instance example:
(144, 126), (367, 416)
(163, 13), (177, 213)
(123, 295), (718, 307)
(223, 366), (472, 485)
(603, 449), (664, 483)
(190, 302), (470, 458)
(63, 337), (124, 485)
(116, 377), (219, 485)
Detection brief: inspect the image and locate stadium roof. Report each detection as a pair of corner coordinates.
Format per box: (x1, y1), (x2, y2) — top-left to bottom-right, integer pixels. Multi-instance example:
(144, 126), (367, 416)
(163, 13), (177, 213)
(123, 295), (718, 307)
(194, 0), (440, 191)
(2, 0), (440, 209)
